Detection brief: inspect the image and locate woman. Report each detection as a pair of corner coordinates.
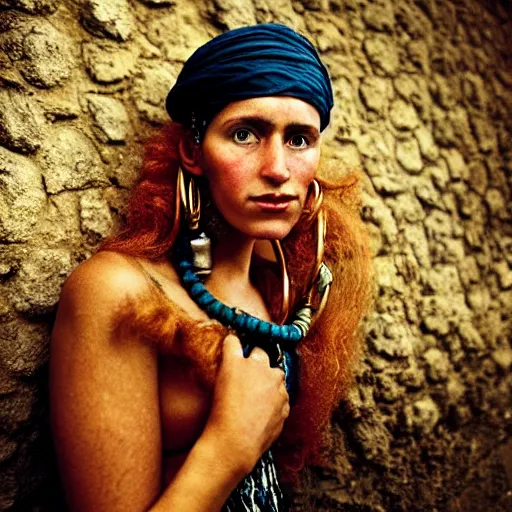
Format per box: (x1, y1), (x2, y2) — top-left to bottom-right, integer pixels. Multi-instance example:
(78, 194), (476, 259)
(50, 24), (371, 511)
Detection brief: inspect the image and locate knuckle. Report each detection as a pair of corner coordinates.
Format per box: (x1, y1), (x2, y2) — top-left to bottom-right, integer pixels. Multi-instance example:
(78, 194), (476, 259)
(223, 334), (243, 357)
(224, 333), (240, 345)
(250, 347), (270, 364)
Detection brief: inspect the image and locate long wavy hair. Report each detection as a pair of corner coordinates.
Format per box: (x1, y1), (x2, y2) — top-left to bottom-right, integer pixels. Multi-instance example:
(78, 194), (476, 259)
(101, 122), (372, 476)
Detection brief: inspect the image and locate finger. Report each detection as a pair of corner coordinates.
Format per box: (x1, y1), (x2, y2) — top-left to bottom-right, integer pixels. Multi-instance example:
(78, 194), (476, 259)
(272, 366), (286, 381)
(249, 346), (271, 365)
(222, 334), (243, 358)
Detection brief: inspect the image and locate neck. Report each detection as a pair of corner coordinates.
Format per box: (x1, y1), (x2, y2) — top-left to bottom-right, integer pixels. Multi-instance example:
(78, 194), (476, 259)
(205, 229), (270, 319)
(211, 229), (255, 280)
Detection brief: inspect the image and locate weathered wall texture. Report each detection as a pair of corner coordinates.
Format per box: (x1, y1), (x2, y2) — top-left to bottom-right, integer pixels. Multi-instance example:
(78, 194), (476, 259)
(0, 0), (511, 510)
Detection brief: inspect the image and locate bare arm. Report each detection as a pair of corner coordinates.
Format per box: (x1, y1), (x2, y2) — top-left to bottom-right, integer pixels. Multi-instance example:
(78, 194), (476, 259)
(51, 252), (289, 512)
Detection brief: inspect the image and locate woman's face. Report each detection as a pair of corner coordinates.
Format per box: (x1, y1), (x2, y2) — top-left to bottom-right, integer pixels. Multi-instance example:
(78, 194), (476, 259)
(198, 96), (321, 240)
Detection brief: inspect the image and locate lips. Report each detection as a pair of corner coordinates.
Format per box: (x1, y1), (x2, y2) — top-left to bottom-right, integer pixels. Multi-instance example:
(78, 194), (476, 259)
(250, 193), (297, 212)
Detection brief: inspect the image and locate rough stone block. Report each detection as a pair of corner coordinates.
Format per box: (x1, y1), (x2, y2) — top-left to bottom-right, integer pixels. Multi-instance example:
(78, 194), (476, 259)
(432, 73), (460, 110)
(376, 373), (402, 402)
(402, 223), (430, 268)
(8, 248), (73, 315)
(83, 43), (137, 83)
(423, 348), (451, 382)
(458, 321), (485, 352)
(372, 257), (402, 292)
(81, 0), (135, 41)
(363, 34), (399, 76)
(0, 0), (57, 14)
(386, 194), (426, 223)
(414, 175), (441, 208)
(79, 188), (114, 244)
(132, 62), (180, 124)
(87, 94), (130, 143)
(371, 175), (409, 196)
(424, 209), (453, 241)
(454, 187), (483, 219)
(420, 294), (468, 336)
(468, 159), (488, 195)
(38, 193), (81, 245)
(367, 312), (414, 359)
(394, 74), (432, 121)
(467, 286), (491, 312)
(494, 260), (512, 290)
(398, 359), (426, 389)
(3, 18), (75, 88)
(407, 39), (430, 75)
(352, 417), (391, 464)
(359, 75), (389, 114)
(403, 396), (440, 434)
(491, 348), (512, 372)
(426, 161), (450, 190)
(37, 127), (107, 194)
(362, 1), (395, 32)
(0, 90), (46, 154)
(0, 147), (46, 243)
(361, 193), (398, 246)
(414, 125), (439, 162)
(0, 322), (49, 376)
(394, 1), (433, 39)
(208, 0), (257, 28)
(470, 115), (498, 154)
(485, 188), (507, 219)
(396, 137), (423, 174)
(0, 385), (34, 431)
(389, 99), (419, 131)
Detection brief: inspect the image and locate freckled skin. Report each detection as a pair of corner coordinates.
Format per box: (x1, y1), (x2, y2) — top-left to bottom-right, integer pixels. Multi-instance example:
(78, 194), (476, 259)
(193, 96), (321, 241)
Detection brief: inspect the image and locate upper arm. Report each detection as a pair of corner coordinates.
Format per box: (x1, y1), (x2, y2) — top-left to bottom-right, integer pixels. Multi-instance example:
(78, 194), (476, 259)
(50, 252), (162, 512)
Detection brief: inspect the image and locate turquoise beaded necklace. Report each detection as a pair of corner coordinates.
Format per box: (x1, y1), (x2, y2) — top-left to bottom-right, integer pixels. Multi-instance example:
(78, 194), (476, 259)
(174, 233), (333, 346)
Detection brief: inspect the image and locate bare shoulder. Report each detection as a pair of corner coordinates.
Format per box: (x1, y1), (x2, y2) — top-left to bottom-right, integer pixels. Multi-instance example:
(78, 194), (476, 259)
(54, 250), (156, 340)
(59, 251), (148, 309)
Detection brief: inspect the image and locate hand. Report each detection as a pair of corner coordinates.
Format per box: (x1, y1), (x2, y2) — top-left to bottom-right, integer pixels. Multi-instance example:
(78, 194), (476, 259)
(203, 334), (290, 475)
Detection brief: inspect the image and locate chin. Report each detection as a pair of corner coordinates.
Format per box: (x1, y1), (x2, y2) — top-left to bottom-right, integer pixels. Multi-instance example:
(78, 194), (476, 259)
(238, 220), (297, 241)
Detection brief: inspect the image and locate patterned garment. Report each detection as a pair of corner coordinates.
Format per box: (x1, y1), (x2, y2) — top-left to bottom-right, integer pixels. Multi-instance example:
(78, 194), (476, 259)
(223, 451), (285, 511)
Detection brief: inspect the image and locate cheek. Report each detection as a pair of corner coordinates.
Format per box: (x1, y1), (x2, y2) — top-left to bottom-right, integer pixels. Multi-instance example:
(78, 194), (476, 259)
(291, 154), (319, 192)
(204, 154), (247, 203)
(217, 168), (246, 192)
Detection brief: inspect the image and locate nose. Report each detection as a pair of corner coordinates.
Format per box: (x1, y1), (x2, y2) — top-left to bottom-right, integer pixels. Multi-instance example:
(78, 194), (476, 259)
(260, 136), (290, 185)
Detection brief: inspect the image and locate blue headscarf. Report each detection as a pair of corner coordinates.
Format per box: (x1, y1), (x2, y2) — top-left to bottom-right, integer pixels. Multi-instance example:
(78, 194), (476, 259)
(166, 23), (334, 132)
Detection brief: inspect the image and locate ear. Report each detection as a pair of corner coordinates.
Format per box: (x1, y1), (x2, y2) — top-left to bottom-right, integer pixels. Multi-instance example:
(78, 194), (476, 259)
(178, 135), (204, 176)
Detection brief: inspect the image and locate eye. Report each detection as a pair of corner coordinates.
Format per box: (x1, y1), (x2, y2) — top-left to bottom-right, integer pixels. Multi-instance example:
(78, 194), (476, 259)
(288, 134), (309, 148)
(233, 129), (257, 144)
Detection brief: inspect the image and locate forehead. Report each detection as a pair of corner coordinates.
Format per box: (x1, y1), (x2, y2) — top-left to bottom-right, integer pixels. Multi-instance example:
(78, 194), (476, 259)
(210, 96), (321, 129)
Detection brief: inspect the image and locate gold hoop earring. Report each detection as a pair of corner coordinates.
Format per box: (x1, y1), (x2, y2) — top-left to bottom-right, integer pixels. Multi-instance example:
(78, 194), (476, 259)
(271, 239), (290, 325)
(178, 168), (211, 276)
(270, 200), (327, 326)
(169, 169), (182, 246)
(305, 208), (332, 328)
(178, 167), (201, 231)
(302, 179), (323, 225)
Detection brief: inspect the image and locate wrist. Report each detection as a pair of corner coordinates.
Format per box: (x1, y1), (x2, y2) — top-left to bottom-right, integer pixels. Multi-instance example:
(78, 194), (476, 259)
(197, 424), (255, 482)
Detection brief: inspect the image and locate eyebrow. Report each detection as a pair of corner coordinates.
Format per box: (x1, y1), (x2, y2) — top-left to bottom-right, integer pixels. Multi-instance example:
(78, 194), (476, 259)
(222, 116), (320, 137)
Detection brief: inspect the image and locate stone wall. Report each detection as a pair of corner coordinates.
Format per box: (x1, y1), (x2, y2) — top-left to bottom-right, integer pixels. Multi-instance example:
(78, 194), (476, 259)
(0, 0), (511, 510)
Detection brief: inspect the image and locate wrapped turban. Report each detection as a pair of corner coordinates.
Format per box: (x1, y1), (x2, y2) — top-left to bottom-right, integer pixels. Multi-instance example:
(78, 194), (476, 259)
(166, 23), (334, 132)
